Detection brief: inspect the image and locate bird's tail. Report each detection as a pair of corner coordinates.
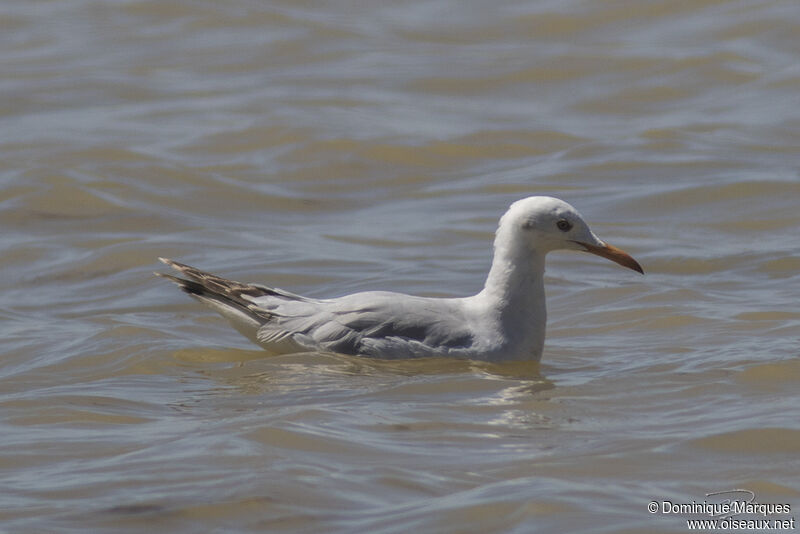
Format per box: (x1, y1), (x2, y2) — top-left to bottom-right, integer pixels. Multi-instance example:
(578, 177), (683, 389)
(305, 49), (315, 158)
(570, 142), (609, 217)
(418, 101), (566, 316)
(155, 258), (274, 340)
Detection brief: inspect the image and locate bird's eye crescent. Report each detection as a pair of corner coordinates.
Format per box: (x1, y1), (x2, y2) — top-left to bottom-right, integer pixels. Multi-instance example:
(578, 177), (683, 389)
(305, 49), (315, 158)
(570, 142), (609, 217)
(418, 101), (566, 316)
(556, 219), (572, 232)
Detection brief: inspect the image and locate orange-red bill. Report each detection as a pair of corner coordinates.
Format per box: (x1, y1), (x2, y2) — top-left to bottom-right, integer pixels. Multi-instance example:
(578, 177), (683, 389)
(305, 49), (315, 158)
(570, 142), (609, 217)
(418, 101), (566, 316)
(576, 241), (644, 274)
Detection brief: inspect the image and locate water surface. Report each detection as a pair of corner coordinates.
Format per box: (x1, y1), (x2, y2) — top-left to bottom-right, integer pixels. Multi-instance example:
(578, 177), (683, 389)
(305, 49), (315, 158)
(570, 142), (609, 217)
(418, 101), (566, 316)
(1, 1), (799, 532)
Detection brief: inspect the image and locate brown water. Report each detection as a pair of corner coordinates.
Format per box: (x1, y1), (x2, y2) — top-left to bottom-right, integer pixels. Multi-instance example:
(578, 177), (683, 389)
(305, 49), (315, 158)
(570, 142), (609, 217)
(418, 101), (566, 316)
(1, 1), (799, 532)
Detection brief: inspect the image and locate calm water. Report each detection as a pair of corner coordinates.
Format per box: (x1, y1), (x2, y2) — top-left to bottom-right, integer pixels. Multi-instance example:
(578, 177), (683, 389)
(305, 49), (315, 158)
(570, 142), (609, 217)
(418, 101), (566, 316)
(1, 1), (799, 532)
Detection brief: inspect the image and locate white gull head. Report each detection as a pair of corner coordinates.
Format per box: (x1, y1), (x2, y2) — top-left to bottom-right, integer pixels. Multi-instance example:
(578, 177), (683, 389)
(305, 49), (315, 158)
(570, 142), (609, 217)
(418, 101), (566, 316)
(493, 196), (643, 271)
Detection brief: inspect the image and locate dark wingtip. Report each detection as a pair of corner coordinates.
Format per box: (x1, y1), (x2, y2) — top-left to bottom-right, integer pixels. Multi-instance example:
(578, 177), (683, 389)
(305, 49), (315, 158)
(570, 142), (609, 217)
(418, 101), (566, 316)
(155, 258), (180, 280)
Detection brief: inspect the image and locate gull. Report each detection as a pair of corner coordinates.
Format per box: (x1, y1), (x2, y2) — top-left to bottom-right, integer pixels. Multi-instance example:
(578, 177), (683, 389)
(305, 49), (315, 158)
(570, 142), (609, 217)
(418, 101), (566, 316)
(157, 196), (642, 361)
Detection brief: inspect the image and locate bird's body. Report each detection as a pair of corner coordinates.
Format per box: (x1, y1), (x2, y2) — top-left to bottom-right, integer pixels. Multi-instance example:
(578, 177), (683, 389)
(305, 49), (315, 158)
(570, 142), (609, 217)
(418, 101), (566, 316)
(158, 196), (642, 361)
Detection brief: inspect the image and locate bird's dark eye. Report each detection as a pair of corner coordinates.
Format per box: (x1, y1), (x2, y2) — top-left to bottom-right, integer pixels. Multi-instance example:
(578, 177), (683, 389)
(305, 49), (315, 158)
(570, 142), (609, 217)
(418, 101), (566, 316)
(556, 219), (572, 232)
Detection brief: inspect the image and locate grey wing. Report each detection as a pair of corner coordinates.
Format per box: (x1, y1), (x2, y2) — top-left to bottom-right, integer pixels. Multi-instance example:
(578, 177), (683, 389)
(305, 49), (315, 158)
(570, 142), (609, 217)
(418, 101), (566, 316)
(255, 292), (475, 358)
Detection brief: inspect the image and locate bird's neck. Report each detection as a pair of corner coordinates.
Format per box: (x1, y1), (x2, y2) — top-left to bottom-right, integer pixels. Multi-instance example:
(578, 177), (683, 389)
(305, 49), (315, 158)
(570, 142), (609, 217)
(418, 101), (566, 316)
(479, 228), (547, 316)
(471, 225), (549, 359)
